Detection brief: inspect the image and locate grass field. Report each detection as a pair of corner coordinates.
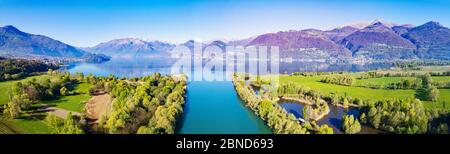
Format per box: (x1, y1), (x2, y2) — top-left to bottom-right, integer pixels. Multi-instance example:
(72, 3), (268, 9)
(42, 82), (93, 112)
(353, 77), (418, 88)
(423, 89), (450, 110)
(0, 75), (91, 134)
(4, 118), (51, 134)
(279, 75), (417, 100)
(432, 76), (450, 82)
(0, 120), (21, 134)
(354, 76), (448, 88)
(0, 75), (51, 105)
(276, 75), (450, 110)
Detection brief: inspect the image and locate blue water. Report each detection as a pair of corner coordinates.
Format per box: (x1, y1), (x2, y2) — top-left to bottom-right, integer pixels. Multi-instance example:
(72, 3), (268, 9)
(176, 81), (271, 134)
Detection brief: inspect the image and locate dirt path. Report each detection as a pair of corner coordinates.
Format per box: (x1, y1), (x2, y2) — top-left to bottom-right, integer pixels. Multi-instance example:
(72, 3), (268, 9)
(85, 93), (112, 122)
(36, 105), (81, 119)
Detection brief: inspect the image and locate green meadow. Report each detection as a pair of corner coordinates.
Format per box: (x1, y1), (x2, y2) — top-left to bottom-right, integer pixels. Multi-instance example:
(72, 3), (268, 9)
(42, 82), (92, 112)
(0, 75), (92, 134)
(0, 75), (51, 105)
(276, 74), (450, 110)
(1, 119), (51, 134)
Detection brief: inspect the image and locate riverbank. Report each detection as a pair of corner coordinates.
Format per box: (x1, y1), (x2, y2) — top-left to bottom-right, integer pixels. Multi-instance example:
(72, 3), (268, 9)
(233, 74), (333, 134)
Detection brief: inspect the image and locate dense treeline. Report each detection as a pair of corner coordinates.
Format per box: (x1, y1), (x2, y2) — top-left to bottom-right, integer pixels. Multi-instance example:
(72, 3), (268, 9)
(277, 82), (321, 101)
(292, 72), (346, 76)
(386, 78), (422, 89)
(359, 98), (428, 134)
(0, 57), (59, 81)
(357, 77), (449, 90)
(320, 74), (355, 86)
(433, 81), (450, 89)
(93, 73), (187, 134)
(358, 70), (450, 79)
(394, 61), (450, 69)
(233, 74), (333, 134)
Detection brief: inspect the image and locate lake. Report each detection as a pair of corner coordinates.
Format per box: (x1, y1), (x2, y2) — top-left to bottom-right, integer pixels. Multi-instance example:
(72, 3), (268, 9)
(65, 57), (392, 134)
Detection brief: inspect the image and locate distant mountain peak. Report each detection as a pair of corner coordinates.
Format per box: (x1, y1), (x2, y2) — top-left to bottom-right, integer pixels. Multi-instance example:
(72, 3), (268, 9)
(358, 20), (397, 33)
(0, 25), (108, 62)
(371, 21), (386, 26)
(339, 21), (372, 29)
(106, 37), (147, 45)
(86, 37), (175, 57)
(422, 21), (444, 28)
(1, 25), (28, 36)
(3, 25), (19, 31)
(301, 28), (323, 34)
(339, 20), (397, 30)
(371, 19), (398, 27)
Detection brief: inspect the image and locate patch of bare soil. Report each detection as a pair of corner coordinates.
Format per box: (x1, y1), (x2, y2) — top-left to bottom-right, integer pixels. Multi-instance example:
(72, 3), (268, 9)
(85, 93), (112, 122)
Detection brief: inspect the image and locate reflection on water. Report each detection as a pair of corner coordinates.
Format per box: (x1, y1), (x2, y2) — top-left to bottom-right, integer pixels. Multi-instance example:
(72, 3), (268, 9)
(64, 57), (393, 78)
(63, 57), (176, 77)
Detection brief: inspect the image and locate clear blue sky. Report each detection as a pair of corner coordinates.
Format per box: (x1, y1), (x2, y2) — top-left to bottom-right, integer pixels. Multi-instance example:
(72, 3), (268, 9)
(1, 0), (449, 47)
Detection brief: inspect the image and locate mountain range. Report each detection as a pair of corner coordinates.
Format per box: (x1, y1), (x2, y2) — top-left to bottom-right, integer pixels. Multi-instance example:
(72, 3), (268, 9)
(83, 38), (175, 58)
(1, 20), (450, 62)
(0, 25), (110, 63)
(248, 20), (450, 61)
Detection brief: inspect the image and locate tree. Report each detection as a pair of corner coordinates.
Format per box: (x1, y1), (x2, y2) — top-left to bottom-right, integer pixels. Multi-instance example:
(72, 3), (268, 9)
(342, 97), (350, 108)
(342, 115), (361, 134)
(60, 87), (69, 96)
(331, 94), (339, 105)
(45, 113), (84, 134)
(258, 100), (274, 119)
(361, 98), (428, 134)
(61, 112), (84, 134)
(3, 101), (20, 119)
(45, 114), (64, 133)
(422, 74), (433, 88)
(317, 124), (334, 134)
(428, 86), (439, 102)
